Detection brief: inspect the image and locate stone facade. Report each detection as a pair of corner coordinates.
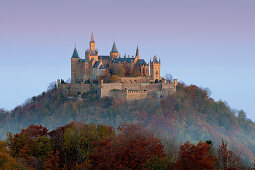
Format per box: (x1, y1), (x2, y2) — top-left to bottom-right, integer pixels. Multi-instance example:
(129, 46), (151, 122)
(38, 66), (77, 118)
(58, 79), (177, 100)
(58, 32), (178, 101)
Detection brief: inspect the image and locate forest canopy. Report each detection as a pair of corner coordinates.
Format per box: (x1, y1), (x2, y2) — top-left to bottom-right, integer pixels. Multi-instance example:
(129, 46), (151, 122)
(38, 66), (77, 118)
(0, 82), (255, 168)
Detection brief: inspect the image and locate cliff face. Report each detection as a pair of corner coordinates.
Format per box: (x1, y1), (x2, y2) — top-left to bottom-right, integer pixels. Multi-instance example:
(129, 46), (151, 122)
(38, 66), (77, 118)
(1, 83), (255, 164)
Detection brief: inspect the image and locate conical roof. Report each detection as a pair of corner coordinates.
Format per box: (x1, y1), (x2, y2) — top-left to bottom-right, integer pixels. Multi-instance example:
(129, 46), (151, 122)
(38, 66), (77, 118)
(72, 47), (79, 58)
(136, 45), (139, 57)
(90, 32), (95, 42)
(111, 42), (118, 53)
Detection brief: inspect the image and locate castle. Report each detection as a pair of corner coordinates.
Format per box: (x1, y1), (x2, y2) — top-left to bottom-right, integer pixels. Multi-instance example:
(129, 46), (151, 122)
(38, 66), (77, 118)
(58, 33), (177, 100)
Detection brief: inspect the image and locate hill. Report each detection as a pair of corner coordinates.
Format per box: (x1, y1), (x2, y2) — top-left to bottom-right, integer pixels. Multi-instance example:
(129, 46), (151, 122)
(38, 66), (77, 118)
(1, 82), (255, 165)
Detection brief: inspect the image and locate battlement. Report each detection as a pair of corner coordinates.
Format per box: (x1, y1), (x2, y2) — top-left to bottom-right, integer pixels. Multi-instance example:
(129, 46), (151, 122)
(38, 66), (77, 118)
(57, 78), (178, 101)
(127, 90), (147, 94)
(58, 33), (177, 101)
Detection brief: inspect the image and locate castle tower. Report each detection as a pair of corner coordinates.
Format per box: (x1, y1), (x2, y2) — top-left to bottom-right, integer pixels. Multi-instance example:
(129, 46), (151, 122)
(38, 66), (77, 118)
(135, 45), (140, 59)
(150, 56), (161, 82)
(85, 32), (98, 63)
(110, 41), (119, 60)
(71, 47), (81, 83)
(90, 32), (95, 51)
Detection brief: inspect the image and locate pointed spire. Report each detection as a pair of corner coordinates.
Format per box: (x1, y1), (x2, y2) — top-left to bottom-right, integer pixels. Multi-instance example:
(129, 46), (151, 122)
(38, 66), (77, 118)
(136, 45), (139, 57)
(111, 41), (118, 53)
(72, 47), (79, 58)
(90, 32), (95, 42)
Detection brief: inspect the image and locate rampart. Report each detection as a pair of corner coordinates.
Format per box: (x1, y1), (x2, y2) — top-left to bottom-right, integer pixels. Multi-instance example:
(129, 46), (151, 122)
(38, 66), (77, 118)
(120, 76), (149, 84)
(57, 82), (92, 96)
(57, 78), (178, 100)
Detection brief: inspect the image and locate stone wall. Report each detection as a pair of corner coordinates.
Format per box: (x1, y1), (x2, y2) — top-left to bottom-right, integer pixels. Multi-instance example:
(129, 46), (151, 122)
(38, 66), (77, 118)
(120, 76), (149, 84)
(99, 83), (122, 97)
(126, 90), (147, 100)
(58, 81), (92, 96)
(58, 79), (177, 100)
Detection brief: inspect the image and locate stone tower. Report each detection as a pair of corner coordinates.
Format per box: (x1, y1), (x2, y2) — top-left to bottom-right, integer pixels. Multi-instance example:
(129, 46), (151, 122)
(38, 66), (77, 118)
(85, 32), (98, 62)
(90, 32), (95, 51)
(71, 47), (82, 83)
(110, 41), (119, 60)
(150, 56), (161, 82)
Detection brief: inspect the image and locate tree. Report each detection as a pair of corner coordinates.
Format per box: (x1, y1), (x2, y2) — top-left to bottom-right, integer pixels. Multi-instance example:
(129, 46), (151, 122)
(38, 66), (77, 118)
(216, 139), (242, 169)
(49, 122), (115, 169)
(97, 70), (113, 83)
(7, 125), (52, 169)
(44, 150), (60, 170)
(89, 124), (165, 169)
(111, 75), (120, 82)
(165, 73), (173, 82)
(47, 81), (57, 91)
(175, 141), (216, 170)
(0, 141), (27, 169)
(116, 64), (125, 77)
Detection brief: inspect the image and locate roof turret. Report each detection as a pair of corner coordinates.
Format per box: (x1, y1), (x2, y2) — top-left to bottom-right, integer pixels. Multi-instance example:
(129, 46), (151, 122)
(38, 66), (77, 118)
(72, 47), (79, 58)
(111, 41), (118, 53)
(90, 32), (95, 42)
(136, 45), (139, 58)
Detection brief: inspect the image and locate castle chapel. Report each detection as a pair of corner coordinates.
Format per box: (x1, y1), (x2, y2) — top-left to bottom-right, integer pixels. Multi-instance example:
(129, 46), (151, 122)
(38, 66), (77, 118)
(71, 33), (161, 83)
(58, 33), (177, 100)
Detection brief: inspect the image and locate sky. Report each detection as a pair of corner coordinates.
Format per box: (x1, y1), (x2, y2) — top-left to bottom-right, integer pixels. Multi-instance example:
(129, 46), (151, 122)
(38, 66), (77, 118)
(0, 0), (255, 120)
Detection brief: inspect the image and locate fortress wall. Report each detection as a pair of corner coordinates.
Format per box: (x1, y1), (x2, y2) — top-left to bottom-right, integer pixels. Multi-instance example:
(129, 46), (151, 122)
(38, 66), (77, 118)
(100, 83), (122, 97)
(120, 76), (149, 84)
(58, 83), (91, 96)
(70, 84), (91, 95)
(109, 90), (127, 100)
(162, 82), (175, 90)
(147, 83), (162, 91)
(58, 83), (71, 95)
(126, 90), (147, 100)
(121, 83), (141, 91)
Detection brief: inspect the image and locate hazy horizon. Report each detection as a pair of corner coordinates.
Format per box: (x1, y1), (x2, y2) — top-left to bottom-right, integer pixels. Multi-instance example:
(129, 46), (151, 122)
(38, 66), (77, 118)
(0, 0), (255, 120)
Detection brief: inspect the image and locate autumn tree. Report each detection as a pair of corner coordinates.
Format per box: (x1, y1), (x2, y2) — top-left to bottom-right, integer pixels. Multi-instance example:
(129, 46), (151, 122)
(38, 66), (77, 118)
(7, 125), (52, 169)
(89, 124), (165, 170)
(0, 141), (28, 169)
(175, 141), (216, 170)
(44, 150), (60, 170)
(116, 64), (125, 77)
(216, 139), (243, 169)
(48, 122), (115, 169)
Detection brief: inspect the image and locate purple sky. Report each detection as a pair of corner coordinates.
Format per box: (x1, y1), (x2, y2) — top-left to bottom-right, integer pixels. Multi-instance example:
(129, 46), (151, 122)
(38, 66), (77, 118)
(0, 0), (255, 120)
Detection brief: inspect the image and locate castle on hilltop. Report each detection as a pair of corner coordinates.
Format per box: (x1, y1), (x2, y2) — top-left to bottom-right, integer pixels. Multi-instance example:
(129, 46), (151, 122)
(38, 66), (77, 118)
(58, 33), (177, 100)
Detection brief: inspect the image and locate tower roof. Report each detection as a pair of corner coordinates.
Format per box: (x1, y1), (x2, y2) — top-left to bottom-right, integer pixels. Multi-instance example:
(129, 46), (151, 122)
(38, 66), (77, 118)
(72, 47), (79, 58)
(153, 56), (159, 63)
(90, 32), (95, 42)
(111, 41), (118, 53)
(136, 45), (139, 57)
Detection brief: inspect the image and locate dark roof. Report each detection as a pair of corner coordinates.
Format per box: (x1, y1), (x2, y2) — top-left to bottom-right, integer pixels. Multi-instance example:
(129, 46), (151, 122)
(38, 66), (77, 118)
(99, 65), (105, 69)
(90, 32), (95, 42)
(136, 45), (139, 57)
(153, 56), (159, 63)
(111, 42), (118, 53)
(93, 61), (101, 68)
(137, 59), (147, 65)
(81, 59), (88, 63)
(112, 57), (135, 63)
(98, 55), (110, 60)
(72, 48), (79, 58)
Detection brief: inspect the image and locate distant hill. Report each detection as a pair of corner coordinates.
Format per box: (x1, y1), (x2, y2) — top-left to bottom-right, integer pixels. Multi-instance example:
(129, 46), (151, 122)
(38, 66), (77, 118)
(1, 82), (255, 164)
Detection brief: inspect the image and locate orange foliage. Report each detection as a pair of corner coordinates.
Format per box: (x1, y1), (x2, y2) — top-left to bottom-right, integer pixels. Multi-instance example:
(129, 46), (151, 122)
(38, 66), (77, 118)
(175, 141), (216, 170)
(89, 124), (165, 169)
